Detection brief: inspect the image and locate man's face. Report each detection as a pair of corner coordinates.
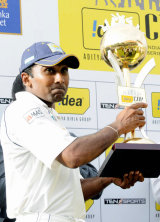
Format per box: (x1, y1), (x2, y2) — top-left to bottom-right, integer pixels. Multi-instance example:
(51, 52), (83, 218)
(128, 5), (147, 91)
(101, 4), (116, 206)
(23, 64), (69, 105)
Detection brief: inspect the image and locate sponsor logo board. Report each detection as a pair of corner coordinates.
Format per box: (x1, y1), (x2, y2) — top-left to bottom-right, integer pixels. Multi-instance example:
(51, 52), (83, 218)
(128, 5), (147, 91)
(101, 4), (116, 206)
(58, 0), (160, 74)
(55, 88), (90, 114)
(152, 92), (160, 118)
(0, 0), (22, 34)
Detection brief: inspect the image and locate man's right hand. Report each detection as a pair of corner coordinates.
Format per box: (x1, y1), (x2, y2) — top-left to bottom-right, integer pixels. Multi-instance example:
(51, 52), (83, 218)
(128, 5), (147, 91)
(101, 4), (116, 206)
(114, 102), (147, 136)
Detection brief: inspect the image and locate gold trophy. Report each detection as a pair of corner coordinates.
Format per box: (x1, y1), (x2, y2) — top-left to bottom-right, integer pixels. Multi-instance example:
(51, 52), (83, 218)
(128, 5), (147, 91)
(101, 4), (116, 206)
(100, 22), (156, 144)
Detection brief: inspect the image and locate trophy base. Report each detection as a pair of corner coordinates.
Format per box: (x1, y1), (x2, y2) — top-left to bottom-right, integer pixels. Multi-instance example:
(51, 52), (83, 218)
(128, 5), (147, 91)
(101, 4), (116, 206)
(98, 143), (160, 178)
(124, 137), (156, 144)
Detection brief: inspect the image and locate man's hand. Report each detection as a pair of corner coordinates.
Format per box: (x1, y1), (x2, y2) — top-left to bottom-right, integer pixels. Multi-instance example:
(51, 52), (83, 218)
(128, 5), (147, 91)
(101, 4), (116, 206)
(112, 171), (144, 189)
(114, 103), (148, 136)
(81, 171), (144, 200)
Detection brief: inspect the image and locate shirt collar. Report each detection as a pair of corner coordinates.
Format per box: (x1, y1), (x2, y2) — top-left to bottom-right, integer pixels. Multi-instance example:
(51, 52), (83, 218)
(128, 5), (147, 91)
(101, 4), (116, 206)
(15, 91), (49, 108)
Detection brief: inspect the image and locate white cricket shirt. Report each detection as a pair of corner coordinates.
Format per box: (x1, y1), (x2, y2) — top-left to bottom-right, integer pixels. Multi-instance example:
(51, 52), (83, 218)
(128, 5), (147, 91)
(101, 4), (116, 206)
(0, 91), (86, 220)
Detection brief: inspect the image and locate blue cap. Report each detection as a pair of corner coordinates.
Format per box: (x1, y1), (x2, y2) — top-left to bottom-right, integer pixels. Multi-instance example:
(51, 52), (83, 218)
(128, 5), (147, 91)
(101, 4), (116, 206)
(20, 42), (79, 72)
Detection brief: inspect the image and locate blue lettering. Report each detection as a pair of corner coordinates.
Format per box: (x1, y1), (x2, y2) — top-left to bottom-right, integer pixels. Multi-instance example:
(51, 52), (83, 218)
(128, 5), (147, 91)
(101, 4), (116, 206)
(149, 0), (160, 11)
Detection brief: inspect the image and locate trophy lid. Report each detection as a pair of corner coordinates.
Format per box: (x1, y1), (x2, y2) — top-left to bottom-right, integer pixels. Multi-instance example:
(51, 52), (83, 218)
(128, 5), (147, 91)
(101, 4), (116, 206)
(101, 24), (147, 48)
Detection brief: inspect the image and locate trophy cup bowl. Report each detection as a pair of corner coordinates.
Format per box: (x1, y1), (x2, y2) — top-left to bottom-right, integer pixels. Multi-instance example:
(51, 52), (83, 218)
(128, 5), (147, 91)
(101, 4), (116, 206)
(100, 23), (155, 144)
(100, 24), (147, 70)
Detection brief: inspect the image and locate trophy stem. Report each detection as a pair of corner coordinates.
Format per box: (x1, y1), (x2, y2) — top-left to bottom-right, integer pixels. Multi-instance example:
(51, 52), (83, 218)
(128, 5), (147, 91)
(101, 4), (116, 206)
(122, 68), (130, 87)
(122, 67), (135, 140)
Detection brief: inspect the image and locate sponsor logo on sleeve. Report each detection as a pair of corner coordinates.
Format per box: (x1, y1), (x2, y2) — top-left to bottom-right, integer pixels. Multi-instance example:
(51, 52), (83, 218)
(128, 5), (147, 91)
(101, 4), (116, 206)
(24, 107), (44, 124)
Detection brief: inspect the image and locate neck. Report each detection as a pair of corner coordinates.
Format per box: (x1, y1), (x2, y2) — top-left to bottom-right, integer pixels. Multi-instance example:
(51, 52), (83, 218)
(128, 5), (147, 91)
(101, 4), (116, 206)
(25, 89), (55, 108)
(38, 97), (54, 108)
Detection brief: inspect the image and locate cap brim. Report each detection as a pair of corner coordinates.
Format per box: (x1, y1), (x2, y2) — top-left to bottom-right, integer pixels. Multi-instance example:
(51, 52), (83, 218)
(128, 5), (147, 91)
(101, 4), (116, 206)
(35, 54), (79, 69)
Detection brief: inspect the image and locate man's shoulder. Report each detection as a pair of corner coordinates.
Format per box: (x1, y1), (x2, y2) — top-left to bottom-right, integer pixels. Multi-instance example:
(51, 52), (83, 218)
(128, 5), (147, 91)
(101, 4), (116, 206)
(5, 97), (44, 118)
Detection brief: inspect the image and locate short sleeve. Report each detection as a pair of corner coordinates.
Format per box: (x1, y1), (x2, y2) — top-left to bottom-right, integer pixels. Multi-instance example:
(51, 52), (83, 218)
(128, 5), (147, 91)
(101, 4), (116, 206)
(4, 105), (76, 169)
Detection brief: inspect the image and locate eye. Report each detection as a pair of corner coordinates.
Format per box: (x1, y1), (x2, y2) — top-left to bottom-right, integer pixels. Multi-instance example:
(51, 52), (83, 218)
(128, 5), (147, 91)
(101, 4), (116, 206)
(46, 67), (56, 74)
(61, 66), (68, 74)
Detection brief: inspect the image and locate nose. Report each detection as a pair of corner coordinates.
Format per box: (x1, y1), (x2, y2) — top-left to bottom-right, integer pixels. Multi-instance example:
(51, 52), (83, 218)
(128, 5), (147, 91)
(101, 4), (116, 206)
(54, 72), (64, 84)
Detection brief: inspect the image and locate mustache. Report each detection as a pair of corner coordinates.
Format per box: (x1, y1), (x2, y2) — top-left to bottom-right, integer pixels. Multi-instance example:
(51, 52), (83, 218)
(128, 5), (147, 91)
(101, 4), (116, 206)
(51, 84), (67, 91)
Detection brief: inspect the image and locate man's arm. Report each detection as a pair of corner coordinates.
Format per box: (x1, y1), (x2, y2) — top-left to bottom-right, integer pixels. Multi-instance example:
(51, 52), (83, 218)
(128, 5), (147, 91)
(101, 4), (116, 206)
(81, 171), (144, 201)
(56, 103), (147, 168)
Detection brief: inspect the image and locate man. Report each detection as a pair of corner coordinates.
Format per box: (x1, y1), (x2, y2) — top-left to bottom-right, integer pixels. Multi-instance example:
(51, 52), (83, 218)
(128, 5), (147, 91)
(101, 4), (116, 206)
(0, 137), (100, 222)
(1, 41), (147, 222)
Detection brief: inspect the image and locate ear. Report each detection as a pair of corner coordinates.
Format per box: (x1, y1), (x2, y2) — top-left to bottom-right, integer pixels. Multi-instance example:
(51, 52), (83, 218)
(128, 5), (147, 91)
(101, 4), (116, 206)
(21, 72), (32, 88)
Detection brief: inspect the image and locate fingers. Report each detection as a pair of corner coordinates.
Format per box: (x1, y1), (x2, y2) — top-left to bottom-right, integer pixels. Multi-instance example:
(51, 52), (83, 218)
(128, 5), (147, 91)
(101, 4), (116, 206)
(128, 171), (139, 186)
(114, 171), (144, 189)
(127, 103), (148, 109)
(125, 171), (144, 187)
(112, 175), (130, 189)
(135, 171), (144, 182)
(136, 109), (144, 115)
(115, 102), (148, 135)
(121, 173), (131, 189)
(132, 116), (146, 128)
(130, 171), (144, 184)
(138, 115), (145, 120)
(124, 105), (146, 132)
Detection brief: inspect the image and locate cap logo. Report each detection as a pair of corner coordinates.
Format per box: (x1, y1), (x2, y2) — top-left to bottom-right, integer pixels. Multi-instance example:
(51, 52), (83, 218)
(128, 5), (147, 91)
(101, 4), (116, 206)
(24, 56), (35, 64)
(47, 43), (63, 54)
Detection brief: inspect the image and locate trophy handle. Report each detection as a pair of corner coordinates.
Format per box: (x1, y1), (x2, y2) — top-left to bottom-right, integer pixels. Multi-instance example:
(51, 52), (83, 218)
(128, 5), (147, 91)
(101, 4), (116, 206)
(140, 127), (149, 140)
(134, 58), (156, 88)
(134, 58), (156, 140)
(108, 50), (124, 86)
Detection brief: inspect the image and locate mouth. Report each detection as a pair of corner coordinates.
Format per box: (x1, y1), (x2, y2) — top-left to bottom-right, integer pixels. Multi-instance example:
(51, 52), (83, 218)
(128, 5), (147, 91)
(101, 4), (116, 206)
(51, 87), (66, 94)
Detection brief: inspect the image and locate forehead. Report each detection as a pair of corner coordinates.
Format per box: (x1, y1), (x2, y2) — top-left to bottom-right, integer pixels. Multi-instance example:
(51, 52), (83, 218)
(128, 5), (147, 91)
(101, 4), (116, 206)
(33, 63), (68, 70)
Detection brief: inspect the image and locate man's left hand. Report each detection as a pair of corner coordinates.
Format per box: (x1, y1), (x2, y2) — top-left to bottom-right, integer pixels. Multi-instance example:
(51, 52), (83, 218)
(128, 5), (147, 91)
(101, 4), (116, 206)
(112, 171), (144, 189)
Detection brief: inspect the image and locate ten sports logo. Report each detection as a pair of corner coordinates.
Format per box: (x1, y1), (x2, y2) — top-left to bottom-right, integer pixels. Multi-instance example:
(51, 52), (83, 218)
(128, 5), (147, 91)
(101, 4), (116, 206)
(152, 92), (160, 118)
(0, 98), (12, 104)
(104, 198), (146, 204)
(55, 88), (90, 114)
